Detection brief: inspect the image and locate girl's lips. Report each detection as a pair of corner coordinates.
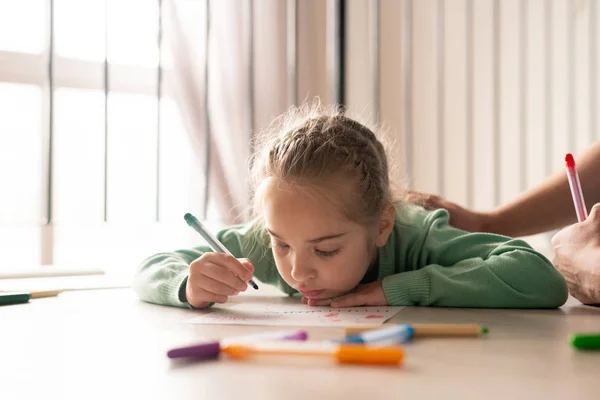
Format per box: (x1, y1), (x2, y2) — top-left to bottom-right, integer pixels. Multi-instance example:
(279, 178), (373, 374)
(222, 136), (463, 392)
(298, 289), (325, 298)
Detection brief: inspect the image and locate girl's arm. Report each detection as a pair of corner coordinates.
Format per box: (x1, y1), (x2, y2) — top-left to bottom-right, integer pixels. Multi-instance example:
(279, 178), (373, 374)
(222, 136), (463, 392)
(382, 209), (568, 308)
(132, 221), (290, 308)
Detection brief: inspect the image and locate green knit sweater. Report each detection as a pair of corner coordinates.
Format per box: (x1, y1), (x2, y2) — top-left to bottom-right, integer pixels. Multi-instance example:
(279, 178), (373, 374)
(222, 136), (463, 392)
(132, 205), (568, 309)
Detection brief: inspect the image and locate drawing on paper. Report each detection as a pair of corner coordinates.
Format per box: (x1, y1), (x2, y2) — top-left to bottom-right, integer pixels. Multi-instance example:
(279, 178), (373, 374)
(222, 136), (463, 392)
(186, 303), (403, 327)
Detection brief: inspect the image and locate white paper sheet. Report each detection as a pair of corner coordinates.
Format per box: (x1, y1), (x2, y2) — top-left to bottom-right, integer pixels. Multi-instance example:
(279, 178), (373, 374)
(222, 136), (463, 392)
(186, 303), (403, 326)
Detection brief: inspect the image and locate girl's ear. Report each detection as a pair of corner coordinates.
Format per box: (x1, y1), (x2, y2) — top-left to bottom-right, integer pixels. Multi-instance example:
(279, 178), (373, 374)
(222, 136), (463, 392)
(375, 204), (396, 247)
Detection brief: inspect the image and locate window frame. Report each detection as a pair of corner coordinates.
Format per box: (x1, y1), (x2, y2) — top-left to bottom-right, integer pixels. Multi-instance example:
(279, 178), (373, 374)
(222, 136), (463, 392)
(0, 1), (198, 270)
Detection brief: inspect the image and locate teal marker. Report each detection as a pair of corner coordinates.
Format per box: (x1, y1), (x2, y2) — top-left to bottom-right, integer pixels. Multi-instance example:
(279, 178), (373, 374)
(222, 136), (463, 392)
(184, 213), (259, 289)
(570, 333), (600, 350)
(0, 292), (31, 306)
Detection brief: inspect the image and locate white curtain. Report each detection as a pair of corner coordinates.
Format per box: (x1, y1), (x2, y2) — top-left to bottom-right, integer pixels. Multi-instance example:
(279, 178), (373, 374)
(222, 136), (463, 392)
(164, 0), (330, 225)
(206, 0), (253, 224)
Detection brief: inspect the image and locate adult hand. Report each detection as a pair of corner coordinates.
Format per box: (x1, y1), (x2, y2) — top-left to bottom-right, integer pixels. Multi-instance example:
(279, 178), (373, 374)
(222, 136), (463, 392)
(551, 204), (600, 305)
(406, 191), (490, 233)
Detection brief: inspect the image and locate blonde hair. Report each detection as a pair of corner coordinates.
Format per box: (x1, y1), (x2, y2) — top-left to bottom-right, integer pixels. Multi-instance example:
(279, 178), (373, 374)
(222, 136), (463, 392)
(249, 102), (401, 227)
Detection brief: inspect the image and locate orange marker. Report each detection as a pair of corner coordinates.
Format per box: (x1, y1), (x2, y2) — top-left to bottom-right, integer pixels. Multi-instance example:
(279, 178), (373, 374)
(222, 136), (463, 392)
(221, 342), (404, 366)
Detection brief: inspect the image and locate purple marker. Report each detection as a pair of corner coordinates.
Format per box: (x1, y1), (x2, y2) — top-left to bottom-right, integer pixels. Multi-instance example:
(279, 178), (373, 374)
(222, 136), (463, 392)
(167, 329), (309, 360)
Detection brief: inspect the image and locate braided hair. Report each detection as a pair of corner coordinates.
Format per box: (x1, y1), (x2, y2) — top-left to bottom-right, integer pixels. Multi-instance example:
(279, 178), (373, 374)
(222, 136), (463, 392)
(250, 101), (398, 227)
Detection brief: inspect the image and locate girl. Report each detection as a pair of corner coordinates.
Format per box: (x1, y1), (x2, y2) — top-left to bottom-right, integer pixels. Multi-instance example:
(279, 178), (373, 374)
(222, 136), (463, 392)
(133, 104), (568, 309)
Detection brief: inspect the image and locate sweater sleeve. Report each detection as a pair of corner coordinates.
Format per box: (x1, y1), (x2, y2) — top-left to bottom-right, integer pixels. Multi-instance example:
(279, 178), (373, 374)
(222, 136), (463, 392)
(382, 209), (569, 308)
(131, 219), (294, 308)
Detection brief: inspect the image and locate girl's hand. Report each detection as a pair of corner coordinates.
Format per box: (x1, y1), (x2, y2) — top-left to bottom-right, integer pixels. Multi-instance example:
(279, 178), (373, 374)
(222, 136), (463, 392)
(185, 253), (254, 308)
(302, 281), (388, 307)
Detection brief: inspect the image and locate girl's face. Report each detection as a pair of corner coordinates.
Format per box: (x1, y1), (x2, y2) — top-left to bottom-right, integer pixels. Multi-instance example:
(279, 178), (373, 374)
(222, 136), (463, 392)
(260, 178), (377, 300)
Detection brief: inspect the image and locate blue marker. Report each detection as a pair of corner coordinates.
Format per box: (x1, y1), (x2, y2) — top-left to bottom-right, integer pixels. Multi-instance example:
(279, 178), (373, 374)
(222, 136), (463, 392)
(343, 324), (414, 345)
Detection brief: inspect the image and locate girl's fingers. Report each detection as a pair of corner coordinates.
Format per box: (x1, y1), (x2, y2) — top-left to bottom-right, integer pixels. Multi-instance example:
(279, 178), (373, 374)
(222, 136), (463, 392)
(187, 285), (228, 306)
(307, 298), (333, 307)
(238, 258), (256, 276)
(201, 263), (248, 292)
(201, 253), (253, 282)
(197, 273), (241, 296)
(222, 255), (254, 281)
(330, 293), (366, 308)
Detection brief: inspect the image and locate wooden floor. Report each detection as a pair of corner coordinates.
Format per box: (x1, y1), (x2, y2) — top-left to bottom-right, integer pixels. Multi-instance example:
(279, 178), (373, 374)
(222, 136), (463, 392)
(2, 287), (599, 400)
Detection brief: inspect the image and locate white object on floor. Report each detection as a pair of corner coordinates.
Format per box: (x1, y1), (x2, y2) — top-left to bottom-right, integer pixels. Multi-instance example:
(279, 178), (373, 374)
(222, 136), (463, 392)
(0, 266), (104, 279)
(186, 303), (404, 327)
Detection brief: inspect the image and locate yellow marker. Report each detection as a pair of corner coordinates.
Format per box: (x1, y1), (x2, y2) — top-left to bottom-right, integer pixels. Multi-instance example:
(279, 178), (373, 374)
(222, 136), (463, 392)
(222, 342), (404, 366)
(30, 290), (63, 299)
(345, 323), (488, 338)
(0, 290), (62, 299)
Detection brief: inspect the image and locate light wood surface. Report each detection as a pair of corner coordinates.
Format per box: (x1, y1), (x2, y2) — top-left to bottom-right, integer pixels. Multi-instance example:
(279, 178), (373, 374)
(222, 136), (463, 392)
(1, 288), (599, 400)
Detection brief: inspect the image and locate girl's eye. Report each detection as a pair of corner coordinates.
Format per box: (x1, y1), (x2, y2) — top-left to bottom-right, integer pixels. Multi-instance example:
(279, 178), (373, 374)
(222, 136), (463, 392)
(315, 249), (341, 257)
(271, 242), (290, 250)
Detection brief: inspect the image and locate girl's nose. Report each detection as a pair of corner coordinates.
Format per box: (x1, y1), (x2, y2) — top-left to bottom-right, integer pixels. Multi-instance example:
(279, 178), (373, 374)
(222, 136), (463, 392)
(290, 254), (316, 282)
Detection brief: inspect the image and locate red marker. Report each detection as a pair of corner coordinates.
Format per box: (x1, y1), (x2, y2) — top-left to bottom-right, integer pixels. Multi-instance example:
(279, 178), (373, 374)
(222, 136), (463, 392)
(565, 153), (588, 222)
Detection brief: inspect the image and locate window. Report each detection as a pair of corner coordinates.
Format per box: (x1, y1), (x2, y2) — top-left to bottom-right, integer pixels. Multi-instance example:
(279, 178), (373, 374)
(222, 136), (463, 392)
(0, 1), (45, 54)
(0, 0), (210, 276)
(0, 83), (43, 266)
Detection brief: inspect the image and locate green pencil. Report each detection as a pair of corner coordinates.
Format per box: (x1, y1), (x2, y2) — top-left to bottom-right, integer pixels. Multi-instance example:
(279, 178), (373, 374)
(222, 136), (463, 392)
(0, 292), (31, 306)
